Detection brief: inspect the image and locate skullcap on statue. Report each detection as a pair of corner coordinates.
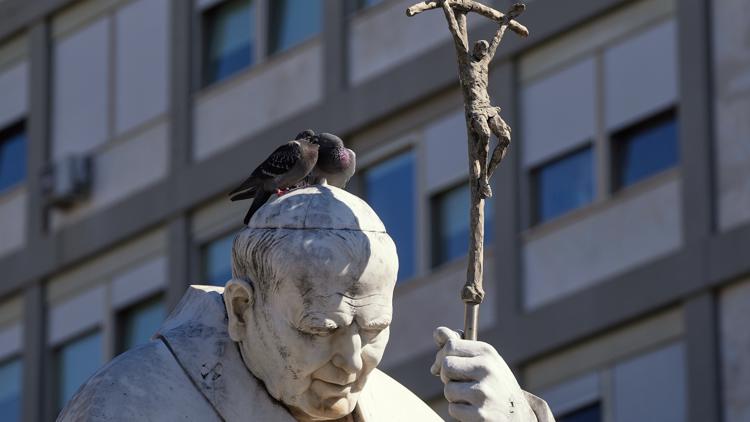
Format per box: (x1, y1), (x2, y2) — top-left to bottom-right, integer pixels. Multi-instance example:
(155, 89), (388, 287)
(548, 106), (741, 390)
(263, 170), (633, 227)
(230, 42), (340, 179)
(247, 184), (386, 232)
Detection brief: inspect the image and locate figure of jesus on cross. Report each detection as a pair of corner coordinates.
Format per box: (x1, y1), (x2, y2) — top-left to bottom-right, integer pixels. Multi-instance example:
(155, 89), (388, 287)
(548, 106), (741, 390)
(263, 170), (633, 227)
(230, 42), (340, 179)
(407, 0), (528, 340)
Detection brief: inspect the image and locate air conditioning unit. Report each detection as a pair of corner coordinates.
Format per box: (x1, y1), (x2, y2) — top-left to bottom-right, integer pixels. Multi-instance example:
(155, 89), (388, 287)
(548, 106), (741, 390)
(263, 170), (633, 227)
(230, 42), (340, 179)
(42, 154), (93, 209)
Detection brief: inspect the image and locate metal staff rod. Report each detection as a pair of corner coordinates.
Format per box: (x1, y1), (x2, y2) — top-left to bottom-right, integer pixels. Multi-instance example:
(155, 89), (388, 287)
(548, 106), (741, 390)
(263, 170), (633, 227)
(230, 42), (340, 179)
(407, 0), (528, 341)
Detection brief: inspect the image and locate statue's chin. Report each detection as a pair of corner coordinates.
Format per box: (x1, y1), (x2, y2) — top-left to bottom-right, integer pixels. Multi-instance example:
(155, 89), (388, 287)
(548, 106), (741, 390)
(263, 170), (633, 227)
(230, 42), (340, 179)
(290, 394), (356, 421)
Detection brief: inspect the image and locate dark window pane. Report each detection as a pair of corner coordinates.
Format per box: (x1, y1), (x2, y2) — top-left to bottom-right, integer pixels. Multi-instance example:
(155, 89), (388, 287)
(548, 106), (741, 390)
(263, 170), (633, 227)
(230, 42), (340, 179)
(268, 0), (322, 54)
(0, 358), (22, 422)
(57, 332), (102, 411)
(533, 147), (594, 223)
(614, 110), (679, 189)
(204, 0), (254, 85)
(119, 296), (165, 353)
(432, 184), (493, 267)
(365, 152), (416, 282)
(558, 403), (602, 422)
(202, 233), (235, 286)
(0, 124), (26, 193)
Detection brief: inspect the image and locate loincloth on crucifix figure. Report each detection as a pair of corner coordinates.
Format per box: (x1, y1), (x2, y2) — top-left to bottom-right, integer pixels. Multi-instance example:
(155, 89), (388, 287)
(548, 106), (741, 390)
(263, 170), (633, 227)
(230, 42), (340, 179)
(438, 0), (523, 198)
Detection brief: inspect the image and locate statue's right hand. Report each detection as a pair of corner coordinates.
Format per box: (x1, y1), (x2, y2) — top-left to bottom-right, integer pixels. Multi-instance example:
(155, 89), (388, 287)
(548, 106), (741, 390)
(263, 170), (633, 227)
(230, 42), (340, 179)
(431, 327), (536, 421)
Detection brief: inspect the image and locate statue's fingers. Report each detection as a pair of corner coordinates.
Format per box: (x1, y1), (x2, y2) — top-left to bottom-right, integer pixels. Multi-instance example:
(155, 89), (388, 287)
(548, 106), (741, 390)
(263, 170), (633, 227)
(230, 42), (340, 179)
(443, 338), (497, 359)
(440, 355), (488, 384)
(448, 402), (480, 422)
(444, 381), (483, 406)
(433, 326), (462, 348)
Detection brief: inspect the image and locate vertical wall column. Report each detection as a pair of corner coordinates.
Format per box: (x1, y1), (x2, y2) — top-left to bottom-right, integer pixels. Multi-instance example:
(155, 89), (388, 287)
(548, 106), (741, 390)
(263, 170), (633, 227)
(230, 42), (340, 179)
(22, 21), (51, 422)
(165, 0), (195, 310)
(490, 60), (523, 362)
(21, 283), (44, 422)
(26, 21), (50, 242)
(677, 0), (720, 420)
(323, 0), (347, 98)
(684, 293), (722, 422)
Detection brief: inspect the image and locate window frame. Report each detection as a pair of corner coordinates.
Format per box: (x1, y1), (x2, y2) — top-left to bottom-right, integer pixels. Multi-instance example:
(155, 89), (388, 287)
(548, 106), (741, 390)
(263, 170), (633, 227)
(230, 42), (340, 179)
(530, 143), (596, 226)
(197, 0), (324, 90)
(53, 328), (104, 413)
(199, 0), (257, 88)
(114, 293), (166, 354)
(610, 106), (679, 193)
(361, 148), (419, 283)
(199, 230), (237, 287)
(0, 355), (23, 422)
(0, 119), (27, 195)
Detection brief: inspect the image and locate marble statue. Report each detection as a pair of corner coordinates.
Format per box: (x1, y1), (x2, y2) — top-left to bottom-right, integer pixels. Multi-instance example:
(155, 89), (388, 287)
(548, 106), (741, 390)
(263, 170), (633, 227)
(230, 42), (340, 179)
(57, 185), (554, 421)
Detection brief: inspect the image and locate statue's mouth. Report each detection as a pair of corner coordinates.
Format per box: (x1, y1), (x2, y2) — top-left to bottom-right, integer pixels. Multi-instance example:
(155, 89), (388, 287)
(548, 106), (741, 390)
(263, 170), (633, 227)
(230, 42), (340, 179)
(311, 379), (357, 398)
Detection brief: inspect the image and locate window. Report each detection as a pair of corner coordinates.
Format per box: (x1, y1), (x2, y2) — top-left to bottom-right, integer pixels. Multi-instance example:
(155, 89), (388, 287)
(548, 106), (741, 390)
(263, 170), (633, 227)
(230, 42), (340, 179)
(431, 184), (493, 267)
(533, 146), (594, 223)
(0, 358), (22, 422)
(0, 122), (26, 193)
(203, 0), (255, 86)
(612, 109), (678, 190)
(364, 152), (416, 282)
(117, 296), (165, 353)
(268, 0), (322, 55)
(56, 331), (102, 411)
(558, 403), (601, 422)
(201, 233), (235, 286)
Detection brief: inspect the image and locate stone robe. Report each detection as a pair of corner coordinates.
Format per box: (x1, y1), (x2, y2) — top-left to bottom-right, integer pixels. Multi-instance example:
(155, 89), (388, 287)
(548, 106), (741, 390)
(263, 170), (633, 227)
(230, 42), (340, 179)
(58, 286), (554, 421)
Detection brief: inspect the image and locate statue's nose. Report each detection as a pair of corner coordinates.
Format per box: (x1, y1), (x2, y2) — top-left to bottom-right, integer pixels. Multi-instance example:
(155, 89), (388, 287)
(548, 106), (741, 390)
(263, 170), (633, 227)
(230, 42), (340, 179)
(332, 328), (364, 375)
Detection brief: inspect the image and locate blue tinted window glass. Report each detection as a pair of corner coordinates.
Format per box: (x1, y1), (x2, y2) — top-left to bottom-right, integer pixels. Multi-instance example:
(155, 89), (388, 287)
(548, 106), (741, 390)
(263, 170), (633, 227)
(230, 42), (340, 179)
(268, 0), (322, 54)
(559, 403), (601, 422)
(534, 147), (594, 223)
(615, 112), (679, 189)
(204, 0), (254, 85)
(202, 234), (235, 286)
(0, 126), (26, 193)
(365, 152), (416, 282)
(432, 184), (493, 267)
(0, 358), (21, 422)
(120, 296), (165, 352)
(57, 332), (102, 411)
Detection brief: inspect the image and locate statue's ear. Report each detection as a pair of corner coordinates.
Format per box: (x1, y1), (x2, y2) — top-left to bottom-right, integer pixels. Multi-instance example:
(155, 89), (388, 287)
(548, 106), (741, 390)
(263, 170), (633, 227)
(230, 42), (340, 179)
(224, 278), (255, 342)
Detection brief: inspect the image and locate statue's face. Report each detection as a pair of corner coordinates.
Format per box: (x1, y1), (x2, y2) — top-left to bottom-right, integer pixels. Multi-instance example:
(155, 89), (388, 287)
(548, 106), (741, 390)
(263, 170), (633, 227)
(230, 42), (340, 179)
(226, 231), (397, 421)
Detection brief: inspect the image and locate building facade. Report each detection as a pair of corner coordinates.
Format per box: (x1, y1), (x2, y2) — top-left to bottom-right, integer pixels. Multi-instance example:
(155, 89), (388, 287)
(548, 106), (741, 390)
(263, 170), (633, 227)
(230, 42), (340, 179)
(0, 0), (748, 421)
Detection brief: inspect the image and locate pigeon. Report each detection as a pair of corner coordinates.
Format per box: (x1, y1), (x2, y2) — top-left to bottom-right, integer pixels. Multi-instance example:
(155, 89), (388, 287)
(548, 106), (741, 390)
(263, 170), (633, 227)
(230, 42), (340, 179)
(306, 132), (356, 189)
(229, 139), (319, 224)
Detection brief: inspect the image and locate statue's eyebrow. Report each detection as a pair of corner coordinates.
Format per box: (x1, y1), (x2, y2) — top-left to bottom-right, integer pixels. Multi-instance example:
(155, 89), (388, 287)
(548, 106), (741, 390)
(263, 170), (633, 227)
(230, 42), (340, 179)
(298, 314), (338, 333)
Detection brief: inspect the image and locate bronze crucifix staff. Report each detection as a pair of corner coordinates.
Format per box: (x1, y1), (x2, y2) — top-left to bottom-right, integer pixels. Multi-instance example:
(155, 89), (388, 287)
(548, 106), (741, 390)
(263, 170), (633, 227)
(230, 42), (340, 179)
(407, 0), (528, 341)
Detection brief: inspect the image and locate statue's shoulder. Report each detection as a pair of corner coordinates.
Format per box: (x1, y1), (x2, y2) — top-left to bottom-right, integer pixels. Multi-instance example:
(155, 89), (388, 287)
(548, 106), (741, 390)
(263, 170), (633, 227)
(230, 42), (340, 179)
(358, 369), (444, 421)
(57, 339), (221, 422)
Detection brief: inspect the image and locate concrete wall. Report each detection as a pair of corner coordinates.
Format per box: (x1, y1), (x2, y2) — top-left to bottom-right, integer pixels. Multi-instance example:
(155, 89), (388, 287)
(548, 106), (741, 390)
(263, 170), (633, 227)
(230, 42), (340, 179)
(47, 228), (166, 356)
(51, 120), (169, 229)
(712, 0), (750, 231)
(523, 176), (682, 309)
(49, 0), (170, 230)
(720, 278), (750, 422)
(381, 252), (497, 369)
(193, 41), (323, 161)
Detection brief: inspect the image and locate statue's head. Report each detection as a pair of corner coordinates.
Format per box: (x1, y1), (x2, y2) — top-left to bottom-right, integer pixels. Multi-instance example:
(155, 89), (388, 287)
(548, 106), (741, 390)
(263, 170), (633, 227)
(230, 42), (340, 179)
(223, 186), (398, 421)
(473, 39), (489, 60)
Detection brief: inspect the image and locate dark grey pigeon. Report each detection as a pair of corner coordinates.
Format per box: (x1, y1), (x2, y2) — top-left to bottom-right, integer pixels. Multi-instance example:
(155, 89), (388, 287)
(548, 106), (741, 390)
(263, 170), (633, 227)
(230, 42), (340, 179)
(307, 133), (356, 189)
(229, 140), (319, 224)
